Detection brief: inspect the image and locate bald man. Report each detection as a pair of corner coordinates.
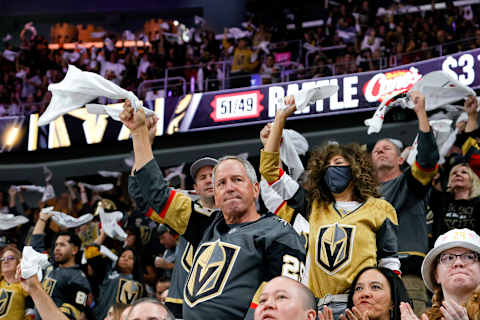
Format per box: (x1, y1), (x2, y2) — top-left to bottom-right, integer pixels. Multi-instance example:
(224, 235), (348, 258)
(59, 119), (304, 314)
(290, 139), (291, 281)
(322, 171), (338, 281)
(254, 277), (316, 320)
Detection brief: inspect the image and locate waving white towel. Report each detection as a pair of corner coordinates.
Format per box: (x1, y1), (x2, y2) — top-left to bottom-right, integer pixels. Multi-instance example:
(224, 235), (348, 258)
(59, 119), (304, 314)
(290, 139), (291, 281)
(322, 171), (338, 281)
(98, 206), (127, 241)
(78, 183), (114, 192)
(86, 103), (158, 121)
(15, 184), (55, 202)
(20, 246), (50, 282)
(0, 214), (29, 230)
(365, 71), (476, 134)
(38, 64), (142, 126)
(51, 211), (94, 229)
(98, 170), (122, 178)
(280, 129), (309, 181)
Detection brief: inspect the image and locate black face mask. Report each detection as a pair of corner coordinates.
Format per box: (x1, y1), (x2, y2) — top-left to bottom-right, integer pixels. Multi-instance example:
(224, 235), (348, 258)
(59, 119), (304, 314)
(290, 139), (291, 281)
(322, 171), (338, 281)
(323, 166), (353, 194)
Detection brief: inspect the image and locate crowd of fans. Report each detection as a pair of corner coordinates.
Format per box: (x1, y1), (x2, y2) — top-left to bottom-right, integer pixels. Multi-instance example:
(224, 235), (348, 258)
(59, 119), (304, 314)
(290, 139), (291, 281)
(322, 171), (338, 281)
(0, 1), (479, 117)
(0, 87), (480, 319)
(2, 1), (480, 320)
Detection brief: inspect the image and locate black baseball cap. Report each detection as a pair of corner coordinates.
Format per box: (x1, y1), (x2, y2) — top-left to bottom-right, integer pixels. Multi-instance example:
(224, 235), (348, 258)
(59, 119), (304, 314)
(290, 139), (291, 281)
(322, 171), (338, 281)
(189, 157), (218, 180)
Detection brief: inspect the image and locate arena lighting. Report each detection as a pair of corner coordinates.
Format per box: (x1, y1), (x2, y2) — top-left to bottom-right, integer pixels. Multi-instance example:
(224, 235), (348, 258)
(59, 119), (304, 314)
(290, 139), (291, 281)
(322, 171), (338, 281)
(173, 20), (179, 26)
(4, 125), (21, 147)
(48, 40), (151, 50)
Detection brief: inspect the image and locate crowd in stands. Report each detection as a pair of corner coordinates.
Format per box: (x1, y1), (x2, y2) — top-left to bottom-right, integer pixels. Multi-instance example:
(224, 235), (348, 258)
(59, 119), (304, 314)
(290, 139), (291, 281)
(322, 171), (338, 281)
(1, 85), (480, 319)
(3, 1), (480, 320)
(1, 0), (480, 117)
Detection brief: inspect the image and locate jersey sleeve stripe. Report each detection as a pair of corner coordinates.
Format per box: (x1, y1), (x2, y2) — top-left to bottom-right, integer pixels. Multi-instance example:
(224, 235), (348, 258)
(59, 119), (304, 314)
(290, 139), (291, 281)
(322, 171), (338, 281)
(274, 201), (286, 215)
(159, 189), (177, 219)
(268, 168), (285, 186)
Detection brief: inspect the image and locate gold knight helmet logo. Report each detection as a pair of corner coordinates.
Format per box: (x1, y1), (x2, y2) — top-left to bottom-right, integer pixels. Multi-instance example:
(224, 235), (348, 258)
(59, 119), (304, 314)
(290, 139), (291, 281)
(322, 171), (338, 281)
(315, 223), (355, 275)
(184, 240), (240, 307)
(0, 289), (13, 317)
(116, 279), (143, 304)
(181, 243), (194, 272)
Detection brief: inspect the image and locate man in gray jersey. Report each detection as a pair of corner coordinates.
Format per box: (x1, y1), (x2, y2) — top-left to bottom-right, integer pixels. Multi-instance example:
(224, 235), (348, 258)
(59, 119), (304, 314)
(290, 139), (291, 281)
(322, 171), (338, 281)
(123, 100), (306, 320)
(371, 91), (439, 316)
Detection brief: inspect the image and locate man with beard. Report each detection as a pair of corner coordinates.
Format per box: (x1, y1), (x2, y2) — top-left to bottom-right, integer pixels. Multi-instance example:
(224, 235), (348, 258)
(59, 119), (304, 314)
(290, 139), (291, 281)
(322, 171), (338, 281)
(30, 210), (92, 320)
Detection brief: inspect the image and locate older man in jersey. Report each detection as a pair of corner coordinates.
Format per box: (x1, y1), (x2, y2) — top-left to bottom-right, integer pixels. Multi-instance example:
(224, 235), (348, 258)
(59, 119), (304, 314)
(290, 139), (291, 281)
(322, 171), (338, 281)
(122, 100), (305, 320)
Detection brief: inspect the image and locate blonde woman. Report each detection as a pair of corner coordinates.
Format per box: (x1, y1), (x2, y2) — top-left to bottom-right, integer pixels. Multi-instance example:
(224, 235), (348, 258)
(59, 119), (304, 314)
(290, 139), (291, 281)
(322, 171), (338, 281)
(0, 245), (32, 320)
(430, 163), (480, 240)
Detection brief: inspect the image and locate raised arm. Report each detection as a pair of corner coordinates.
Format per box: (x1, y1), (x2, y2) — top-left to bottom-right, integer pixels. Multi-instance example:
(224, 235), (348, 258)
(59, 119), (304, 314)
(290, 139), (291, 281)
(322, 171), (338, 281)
(32, 210), (53, 236)
(409, 91), (439, 186)
(16, 266), (70, 320)
(121, 99), (213, 246)
(264, 96), (297, 153)
(410, 90), (429, 133)
(465, 95), (478, 133)
(119, 99), (154, 171)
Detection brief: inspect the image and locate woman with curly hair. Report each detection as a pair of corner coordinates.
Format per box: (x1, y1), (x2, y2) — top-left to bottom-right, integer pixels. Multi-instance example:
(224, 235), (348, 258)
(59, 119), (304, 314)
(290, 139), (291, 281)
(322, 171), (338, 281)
(430, 162), (480, 240)
(260, 96), (399, 318)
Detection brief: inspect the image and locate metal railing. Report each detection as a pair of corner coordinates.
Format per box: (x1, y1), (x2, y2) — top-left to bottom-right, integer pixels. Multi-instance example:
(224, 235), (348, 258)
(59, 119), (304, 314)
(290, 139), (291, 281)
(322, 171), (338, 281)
(137, 36), (478, 98)
(137, 77), (187, 99)
(2, 35), (479, 118)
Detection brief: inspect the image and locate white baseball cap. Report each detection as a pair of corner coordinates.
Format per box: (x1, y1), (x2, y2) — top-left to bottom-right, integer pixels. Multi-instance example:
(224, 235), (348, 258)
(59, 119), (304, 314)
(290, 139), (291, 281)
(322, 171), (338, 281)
(421, 228), (480, 292)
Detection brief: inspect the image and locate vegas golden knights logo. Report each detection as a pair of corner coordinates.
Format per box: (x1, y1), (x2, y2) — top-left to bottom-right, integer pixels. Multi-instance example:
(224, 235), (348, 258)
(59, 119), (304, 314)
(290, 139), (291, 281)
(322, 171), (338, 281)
(181, 242), (194, 272)
(184, 240), (240, 307)
(42, 277), (57, 296)
(116, 279), (143, 304)
(315, 224), (355, 275)
(0, 289), (13, 317)
(139, 226), (153, 245)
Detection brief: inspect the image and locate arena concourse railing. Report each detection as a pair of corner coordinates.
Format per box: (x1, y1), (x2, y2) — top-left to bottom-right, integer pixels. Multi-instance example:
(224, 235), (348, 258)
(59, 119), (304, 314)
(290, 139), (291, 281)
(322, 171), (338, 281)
(136, 36), (479, 99)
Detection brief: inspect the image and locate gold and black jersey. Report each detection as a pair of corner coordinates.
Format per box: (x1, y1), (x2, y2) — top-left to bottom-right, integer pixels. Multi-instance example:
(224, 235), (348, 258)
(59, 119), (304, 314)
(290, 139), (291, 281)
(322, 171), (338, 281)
(307, 198), (398, 298)
(260, 150), (399, 299)
(129, 160), (306, 320)
(0, 280), (28, 320)
(93, 271), (144, 320)
(165, 235), (194, 318)
(30, 234), (91, 320)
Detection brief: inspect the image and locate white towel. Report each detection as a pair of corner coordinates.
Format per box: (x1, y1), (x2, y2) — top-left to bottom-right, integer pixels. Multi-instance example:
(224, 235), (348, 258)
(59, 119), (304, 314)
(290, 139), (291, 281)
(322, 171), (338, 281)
(365, 71), (476, 134)
(280, 129), (309, 181)
(164, 163), (185, 182)
(0, 214), (29, 230)
(98, 206), (127, 241)
(78, 183), (114, 192)
(20, 246), (49, 282)
(15, 184), (55, 201)
(85, 103), (159, 121)
(98, 170), (122, 178)
(38, 64), (142, 126)
(51, 211), (93, 229)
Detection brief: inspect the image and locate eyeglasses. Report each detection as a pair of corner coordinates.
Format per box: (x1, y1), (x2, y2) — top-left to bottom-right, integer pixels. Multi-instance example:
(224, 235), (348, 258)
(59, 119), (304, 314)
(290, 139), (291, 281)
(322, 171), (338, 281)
(0, 255), (16, 263)
(439, 252), (479, 266)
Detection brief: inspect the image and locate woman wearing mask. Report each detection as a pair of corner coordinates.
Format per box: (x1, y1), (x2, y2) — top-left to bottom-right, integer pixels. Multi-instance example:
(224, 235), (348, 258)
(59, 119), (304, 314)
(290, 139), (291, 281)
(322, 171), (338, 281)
(260, 96), (399, 318)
